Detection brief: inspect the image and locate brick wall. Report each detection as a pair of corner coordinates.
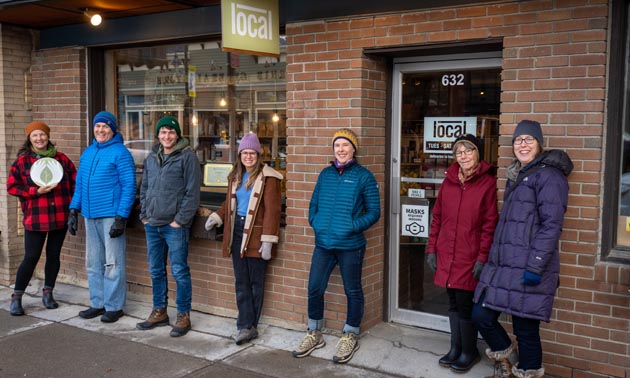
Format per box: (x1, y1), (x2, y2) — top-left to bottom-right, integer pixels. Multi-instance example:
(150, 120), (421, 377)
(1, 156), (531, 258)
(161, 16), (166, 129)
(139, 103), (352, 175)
(31, 47), (87, 286)
(0, 25), (34, 285)
(284, 1), (628, 377)
(16, 1), (630, 376)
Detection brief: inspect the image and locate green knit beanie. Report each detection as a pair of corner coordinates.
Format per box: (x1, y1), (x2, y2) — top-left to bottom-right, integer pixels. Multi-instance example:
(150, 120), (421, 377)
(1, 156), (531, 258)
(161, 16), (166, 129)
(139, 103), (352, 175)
(155, 116), (181, 138)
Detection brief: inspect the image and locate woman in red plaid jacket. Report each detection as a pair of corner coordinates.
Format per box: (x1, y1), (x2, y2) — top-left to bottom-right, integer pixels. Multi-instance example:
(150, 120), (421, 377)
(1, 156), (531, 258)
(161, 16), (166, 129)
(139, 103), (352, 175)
(7, 121), (76, 316)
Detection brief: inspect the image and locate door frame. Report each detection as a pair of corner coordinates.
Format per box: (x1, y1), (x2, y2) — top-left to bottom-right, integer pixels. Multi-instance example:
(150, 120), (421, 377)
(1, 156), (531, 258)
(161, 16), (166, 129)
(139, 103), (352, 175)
(388, 52), (502, 331)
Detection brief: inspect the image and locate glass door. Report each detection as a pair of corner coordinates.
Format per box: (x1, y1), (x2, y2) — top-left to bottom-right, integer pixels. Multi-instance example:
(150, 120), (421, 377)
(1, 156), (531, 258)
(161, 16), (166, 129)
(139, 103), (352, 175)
(389, 53), (501, 331)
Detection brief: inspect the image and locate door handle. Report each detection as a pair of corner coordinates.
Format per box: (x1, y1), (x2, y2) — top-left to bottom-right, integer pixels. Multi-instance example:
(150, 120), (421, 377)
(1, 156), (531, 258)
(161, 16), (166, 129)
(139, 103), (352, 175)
(393, 176), (400, 213)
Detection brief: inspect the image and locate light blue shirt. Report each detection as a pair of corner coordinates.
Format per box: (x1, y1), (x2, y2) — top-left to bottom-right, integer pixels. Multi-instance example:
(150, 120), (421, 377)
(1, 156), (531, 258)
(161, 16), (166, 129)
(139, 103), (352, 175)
(236, 171), (252, 216)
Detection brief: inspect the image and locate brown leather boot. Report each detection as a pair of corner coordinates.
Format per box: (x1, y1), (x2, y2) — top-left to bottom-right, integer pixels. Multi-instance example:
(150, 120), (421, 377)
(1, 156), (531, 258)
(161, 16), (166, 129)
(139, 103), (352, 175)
(169, 312), (191, 337)
(136, 307), (169, 330)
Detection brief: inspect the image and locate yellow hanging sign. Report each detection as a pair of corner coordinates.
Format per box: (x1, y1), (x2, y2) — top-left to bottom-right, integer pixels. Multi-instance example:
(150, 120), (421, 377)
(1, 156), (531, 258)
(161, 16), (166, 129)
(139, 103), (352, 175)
(221, 0), (279, 57)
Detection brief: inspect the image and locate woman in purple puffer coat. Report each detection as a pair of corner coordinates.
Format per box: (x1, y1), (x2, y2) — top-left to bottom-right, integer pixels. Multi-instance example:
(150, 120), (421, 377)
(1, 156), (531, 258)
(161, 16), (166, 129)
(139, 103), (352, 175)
(472, 120), (573, 378)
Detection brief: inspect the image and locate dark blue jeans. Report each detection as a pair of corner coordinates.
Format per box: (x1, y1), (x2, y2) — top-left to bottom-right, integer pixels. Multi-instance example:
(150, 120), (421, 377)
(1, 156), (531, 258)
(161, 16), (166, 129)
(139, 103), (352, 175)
(231, 216), (268, 330)
(472, 294), (542, 370)
(307, 245), (366, 335)
(144, 224), (192, 313)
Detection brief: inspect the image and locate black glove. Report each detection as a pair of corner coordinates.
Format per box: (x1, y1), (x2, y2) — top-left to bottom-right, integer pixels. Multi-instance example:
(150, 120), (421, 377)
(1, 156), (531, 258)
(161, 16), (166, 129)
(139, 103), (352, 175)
(109, 216), (127, 238)
(426, 253), (437, 273)
(67, 209), (78, 236)
(472, 261), (485, 280)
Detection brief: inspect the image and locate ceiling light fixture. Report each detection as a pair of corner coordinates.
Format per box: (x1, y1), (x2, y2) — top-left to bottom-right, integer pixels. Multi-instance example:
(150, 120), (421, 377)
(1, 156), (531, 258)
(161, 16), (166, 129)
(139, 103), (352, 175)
(84, 9), (102, 26)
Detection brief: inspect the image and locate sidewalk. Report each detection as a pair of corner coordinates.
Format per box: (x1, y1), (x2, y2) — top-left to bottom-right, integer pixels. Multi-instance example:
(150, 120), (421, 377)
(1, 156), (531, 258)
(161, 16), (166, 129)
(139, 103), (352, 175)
(0, 281), (494, 378)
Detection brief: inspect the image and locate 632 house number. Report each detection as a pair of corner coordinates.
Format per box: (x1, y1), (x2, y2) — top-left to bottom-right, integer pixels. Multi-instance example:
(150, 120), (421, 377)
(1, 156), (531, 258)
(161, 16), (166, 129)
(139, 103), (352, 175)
(441, 74), (465, 86)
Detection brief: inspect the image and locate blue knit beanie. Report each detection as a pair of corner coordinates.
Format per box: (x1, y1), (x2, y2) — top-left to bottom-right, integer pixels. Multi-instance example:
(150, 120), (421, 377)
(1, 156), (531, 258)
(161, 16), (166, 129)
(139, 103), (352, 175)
(93, 111), (118, 134)
(513, 120), (543, 145)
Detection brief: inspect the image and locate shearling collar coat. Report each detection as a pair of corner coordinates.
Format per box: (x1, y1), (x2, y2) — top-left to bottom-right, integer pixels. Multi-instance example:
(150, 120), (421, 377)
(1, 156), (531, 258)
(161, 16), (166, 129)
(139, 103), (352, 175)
(209, 164), (283, 258)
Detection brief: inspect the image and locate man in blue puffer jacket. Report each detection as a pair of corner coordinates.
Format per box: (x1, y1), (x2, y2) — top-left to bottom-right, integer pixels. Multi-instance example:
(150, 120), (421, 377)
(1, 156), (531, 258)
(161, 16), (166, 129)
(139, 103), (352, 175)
(292, 128), (381, 364)
(67, 111), (136, 324)
(472, 120), (573, 378)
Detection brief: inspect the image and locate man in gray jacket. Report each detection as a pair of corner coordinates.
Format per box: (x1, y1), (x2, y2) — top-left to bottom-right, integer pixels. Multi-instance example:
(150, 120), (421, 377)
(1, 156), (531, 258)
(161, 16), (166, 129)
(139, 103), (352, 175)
(136, 116), (200, 337)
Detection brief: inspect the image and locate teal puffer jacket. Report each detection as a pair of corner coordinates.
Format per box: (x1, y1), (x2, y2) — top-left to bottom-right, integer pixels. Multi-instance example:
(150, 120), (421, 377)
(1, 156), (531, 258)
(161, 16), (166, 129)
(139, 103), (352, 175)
(309, 162), (381, 250)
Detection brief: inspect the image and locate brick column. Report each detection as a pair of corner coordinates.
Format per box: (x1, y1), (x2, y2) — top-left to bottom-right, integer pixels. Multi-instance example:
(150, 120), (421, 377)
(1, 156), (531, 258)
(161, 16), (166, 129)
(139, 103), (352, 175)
(31, 47), (88, 285)
(282, 20), (387, 331)
(0, 25), (35, 286)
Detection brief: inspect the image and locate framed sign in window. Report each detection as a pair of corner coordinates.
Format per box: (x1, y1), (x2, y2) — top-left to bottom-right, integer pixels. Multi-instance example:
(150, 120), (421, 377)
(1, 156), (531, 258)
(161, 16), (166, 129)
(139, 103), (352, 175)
(203, 162), (232, 187)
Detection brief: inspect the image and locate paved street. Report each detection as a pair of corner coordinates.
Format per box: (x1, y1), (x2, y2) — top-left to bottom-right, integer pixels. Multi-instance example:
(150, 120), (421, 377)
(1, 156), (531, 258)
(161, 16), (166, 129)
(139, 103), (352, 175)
(0, 282), (494, 378)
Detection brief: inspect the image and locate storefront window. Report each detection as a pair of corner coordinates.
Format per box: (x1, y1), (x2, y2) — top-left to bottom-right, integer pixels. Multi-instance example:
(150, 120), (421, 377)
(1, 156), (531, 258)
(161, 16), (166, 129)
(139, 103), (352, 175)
(107, 40), (287, 207)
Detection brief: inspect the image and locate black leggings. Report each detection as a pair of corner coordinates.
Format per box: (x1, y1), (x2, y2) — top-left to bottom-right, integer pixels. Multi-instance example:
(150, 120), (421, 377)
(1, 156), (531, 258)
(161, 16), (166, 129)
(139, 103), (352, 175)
(14, 228), (67, 291)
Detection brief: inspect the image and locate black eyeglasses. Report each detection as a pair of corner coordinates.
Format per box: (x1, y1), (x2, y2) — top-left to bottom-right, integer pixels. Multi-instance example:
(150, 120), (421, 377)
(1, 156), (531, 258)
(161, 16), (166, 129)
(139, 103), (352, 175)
(514, 137), (536, 145)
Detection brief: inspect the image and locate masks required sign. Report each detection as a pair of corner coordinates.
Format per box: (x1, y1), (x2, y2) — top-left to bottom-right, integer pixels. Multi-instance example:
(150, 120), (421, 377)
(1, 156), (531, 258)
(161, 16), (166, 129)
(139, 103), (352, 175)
(401, 204), (429, 237)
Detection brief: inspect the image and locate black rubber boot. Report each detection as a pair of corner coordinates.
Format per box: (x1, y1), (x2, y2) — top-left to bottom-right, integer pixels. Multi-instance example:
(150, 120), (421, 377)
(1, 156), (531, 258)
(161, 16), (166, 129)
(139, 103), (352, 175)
(450, 318), (480, 373)
(439, 312), (461, 367)
(42, 288), (59, 309)
(10, 294), (25, 316)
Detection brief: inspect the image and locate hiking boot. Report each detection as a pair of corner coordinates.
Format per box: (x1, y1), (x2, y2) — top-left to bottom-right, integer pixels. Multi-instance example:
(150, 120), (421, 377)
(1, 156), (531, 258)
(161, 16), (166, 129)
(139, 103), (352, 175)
(170, 312), (191, 337)
(136, 308), (170, 330)
(333, 332), (359, 364)
(10, 294), (25, 316)
(101, 310), (124, 323)
(79, 307), (105, 319)
(42, 288), (59, 309)
(292, 329), (326, 358)
(234, 327), (259, 345)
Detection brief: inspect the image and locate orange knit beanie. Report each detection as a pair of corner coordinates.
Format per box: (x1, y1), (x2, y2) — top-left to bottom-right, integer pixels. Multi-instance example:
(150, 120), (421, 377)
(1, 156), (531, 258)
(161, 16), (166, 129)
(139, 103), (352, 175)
(25, 121), (50, 136)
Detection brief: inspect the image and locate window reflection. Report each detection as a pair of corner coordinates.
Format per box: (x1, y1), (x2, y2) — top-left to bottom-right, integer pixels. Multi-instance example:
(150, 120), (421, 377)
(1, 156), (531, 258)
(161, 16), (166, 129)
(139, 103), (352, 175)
(108, 40), (287, 206)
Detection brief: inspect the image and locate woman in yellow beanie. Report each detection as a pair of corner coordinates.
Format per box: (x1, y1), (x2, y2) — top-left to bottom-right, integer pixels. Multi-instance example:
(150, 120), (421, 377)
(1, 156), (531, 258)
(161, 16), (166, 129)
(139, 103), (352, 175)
(7, 121), (76, 315)
(293, 128), (381, 364)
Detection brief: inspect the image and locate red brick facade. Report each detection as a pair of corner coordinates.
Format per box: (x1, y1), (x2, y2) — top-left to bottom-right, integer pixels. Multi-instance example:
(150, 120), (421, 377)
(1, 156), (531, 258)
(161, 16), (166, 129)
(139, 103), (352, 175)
(281, 3), (629, 377)
(2, 1), (629, 377)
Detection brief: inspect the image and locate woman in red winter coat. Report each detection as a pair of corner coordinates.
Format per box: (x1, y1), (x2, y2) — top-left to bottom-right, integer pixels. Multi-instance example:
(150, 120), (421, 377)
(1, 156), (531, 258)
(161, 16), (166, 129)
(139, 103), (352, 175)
(425, 134), (498, 373)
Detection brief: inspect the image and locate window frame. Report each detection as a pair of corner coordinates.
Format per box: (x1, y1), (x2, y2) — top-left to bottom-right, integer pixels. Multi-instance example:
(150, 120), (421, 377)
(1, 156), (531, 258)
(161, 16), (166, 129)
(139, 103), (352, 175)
(603, 0), (630, 262)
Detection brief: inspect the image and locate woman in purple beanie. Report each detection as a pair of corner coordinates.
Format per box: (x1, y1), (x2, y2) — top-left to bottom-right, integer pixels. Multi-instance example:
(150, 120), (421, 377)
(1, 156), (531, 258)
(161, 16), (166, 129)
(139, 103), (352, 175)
(205, 131), (283, 345)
